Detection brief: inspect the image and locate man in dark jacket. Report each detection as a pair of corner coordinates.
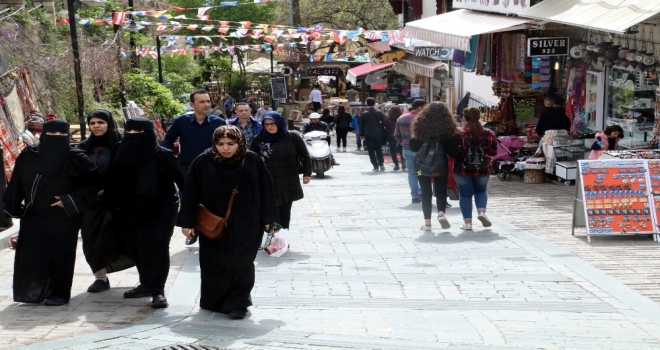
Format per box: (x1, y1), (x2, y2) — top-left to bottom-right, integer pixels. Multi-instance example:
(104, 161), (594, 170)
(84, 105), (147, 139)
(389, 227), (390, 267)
(536, 96), (571, 138)
(360, 98), (387, 172)
(227, 102), (263, 146)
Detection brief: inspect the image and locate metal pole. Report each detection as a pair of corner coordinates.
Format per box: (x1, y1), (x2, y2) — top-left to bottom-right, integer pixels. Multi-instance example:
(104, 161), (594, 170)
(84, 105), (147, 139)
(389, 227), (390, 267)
(113, 11), (127, 108)
(128, 0), (137, 69)
(289, 0), (294, 27)
(270, 44), (275, 107)
(67, 0), (86, 140)
(156, 35), (163, 84)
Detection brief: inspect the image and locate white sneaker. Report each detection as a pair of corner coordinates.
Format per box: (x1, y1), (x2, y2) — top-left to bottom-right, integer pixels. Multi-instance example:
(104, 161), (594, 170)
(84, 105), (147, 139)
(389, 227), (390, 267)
(420, 224), (432, 231)
(477, 214), (492, 227)
(460, 224), (473, 231)
(335, 148), (340, 152)
(437, 215), (451, 229)
(342, 147), (346, 152)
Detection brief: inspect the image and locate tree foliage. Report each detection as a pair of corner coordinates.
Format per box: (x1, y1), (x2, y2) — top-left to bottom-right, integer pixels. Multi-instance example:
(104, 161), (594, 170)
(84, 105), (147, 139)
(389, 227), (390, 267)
(107, 72), (184, 117)
(273, 0), (398, 30)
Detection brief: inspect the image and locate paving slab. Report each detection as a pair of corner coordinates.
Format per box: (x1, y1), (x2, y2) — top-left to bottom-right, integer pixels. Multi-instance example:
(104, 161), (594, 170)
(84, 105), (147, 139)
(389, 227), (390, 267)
(4, 135), (660, 349)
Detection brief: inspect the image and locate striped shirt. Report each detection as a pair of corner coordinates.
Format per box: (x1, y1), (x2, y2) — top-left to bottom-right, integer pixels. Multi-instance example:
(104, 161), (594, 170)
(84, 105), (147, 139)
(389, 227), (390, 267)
(394, 110), (419, 149)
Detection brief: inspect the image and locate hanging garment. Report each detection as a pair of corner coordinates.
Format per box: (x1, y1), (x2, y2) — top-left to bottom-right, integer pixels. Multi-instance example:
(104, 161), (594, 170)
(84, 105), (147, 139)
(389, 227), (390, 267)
(501, 33), (517, 82)
(476, 34), (489, 74)
(514, 33), (527, 72)
(4, 86), (25, 134)
(463, 35), (479, 72)
(484, 34), (492, 76)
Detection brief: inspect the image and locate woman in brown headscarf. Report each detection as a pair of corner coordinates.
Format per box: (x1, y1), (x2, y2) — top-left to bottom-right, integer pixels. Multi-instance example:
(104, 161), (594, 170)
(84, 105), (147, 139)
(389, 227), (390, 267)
(177, 125), (279, 319)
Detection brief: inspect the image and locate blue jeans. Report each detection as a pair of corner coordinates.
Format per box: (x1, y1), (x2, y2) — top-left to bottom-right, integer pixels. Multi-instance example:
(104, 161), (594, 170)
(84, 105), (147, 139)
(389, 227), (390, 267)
(453, 173), (490, 220)
(402, 149), (420, 199)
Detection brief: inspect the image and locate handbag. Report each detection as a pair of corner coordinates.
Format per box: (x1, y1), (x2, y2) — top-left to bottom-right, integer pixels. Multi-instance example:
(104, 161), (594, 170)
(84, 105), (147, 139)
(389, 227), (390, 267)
(194, 160), (244, 239)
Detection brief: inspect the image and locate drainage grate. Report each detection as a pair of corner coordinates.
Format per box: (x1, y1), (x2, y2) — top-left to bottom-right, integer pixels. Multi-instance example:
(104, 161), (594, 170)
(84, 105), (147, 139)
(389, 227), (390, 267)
(304, 213), (360, 218)
(151, 345), (224, 350)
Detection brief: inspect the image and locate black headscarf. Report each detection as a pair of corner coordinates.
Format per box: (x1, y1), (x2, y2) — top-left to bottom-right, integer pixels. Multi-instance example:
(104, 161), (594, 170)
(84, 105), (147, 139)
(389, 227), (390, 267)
(39, 119), (71, 176)
(256, 112), (288, 143)
(80, 110), (121, 151)
(208, 125), (247, 165)
(114, 117), (159, 165)
(112, 117), (159, 199)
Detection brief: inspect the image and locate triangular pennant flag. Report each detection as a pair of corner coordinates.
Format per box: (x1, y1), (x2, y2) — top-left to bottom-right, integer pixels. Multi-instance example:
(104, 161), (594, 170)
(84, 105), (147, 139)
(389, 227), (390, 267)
(202, 24), (214, 32)
(112, 12), (125, 25)
(218, 28), (229, 34)
(219, 21), (229, 28)
(173, 15), (186, 19)
(240, 21), (252, 29)
(197, 7), (211, 19)
(186, 36), (194, 44)
(172, 6), (186, 11)
(186, 24), (198, 31)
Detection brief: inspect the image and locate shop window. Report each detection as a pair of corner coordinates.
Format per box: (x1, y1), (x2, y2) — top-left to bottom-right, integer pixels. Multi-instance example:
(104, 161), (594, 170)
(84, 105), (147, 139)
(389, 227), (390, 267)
(403, 2), (421, 24)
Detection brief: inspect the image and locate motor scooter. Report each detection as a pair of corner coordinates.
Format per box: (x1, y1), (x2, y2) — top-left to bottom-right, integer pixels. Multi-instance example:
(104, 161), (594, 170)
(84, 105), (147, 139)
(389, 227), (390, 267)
(303, 130), (333, 179)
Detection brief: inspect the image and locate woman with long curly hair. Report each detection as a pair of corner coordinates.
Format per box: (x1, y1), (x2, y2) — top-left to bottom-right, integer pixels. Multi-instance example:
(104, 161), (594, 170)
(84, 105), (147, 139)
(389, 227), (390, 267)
(454, 107), (498, 230)
(409, 102), (463, 231)
(386, 106), (404, 170)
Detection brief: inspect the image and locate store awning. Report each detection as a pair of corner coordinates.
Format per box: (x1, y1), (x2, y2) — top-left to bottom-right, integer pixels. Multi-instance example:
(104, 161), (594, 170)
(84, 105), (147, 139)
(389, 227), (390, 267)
(397, 56), (448, 78)
(402, 9), (532, 52)
(346, 62), (395, 85)
(519, 0), (660, 34)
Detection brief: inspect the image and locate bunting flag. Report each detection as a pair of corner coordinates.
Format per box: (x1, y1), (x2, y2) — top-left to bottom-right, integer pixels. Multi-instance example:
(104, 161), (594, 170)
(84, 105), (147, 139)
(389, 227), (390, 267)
(197, 7), (211, 20)
(112, 12), (125, 25)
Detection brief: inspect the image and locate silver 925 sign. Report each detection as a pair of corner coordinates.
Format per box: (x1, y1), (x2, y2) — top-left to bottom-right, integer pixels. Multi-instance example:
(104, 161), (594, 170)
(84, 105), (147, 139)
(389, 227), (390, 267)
(527, 37), (569, 57)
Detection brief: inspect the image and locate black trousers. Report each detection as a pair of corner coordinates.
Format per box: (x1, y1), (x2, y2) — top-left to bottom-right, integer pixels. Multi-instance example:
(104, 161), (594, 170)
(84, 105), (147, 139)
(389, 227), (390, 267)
(387, 136), (402, 167)
(126, 202), (178, 295)
(365, 137), (384, 168)
(336, 127), (350, 148)
(418, 175), (448, 219)
(278, 201), (293, 229)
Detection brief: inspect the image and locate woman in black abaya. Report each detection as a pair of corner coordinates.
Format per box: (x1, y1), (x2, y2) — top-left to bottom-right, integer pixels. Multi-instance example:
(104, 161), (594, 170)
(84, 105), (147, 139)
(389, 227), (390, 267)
(104, 117), (185, 308)
(78, 110), (133, 293)
(178, 125), (279, 319)
(3, 119), (98, 306)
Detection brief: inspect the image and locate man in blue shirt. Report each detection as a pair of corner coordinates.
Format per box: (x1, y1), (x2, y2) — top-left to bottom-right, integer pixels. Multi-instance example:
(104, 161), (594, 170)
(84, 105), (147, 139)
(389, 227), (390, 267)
(162, 89), (226, 173)
(227, 102), (262, 146)
(223, 92), (235, 119)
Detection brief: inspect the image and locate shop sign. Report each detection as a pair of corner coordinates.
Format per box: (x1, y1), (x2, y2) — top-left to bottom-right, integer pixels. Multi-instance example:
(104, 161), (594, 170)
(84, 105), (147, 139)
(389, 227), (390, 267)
(453, 0), (528, 14)
(413, 47), (453, 60)
(307, 67), (343, 76)
(527, 37), (569, 57)
(410, 84), (420, 98)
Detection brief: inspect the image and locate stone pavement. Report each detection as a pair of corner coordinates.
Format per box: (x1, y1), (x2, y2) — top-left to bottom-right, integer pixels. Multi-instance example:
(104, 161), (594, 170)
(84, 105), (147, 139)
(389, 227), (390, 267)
(3, 137), (660, 349)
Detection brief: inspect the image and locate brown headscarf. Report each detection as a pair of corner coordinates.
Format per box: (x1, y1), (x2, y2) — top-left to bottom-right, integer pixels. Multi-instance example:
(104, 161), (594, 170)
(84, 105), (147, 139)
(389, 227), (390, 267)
(209, 125), (247, 164)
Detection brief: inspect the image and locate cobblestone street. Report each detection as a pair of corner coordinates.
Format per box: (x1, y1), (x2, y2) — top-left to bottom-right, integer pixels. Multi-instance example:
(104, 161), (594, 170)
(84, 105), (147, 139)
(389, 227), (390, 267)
(2, 136), (660, 349)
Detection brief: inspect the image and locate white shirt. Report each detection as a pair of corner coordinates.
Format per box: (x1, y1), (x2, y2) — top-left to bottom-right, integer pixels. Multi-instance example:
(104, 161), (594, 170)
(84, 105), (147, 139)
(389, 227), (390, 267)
(309, 89), (322, 103)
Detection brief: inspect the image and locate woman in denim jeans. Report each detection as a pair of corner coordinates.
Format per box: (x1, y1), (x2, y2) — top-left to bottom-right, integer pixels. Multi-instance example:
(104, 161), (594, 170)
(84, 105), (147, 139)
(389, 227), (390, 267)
(454, 107), (498, 230)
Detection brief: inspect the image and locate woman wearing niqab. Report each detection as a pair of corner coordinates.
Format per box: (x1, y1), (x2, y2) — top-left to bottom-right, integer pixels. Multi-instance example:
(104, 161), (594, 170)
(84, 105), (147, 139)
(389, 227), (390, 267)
(3, 119), (99, 306)
(104, 117), (186, 308)
(78, 110), (133, 293)
(177, 125), (279, 319)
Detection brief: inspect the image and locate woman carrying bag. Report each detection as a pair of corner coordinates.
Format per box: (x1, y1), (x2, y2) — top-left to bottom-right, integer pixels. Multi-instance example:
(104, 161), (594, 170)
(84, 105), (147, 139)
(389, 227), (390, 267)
(250, 112), (312, 230)
(178, 125), (280, 319)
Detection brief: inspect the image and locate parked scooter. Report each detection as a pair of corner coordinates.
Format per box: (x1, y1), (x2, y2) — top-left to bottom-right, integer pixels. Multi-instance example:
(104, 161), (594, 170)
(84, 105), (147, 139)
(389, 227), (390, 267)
(303, 130), (333, 179)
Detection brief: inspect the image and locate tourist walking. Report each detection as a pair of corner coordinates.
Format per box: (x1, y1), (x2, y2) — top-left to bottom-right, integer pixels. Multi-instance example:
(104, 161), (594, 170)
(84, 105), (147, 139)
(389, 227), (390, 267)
(78, 110), (133, 293)
(223, 92), (235, 119)
(309, 84), (323, 112)
(178, 125), (280, 319)
(162, 89), (226, 174)
(408, 103), (462, 231)
(360, 98), (387, 172)
(227, 102), (263, 146)
(251, 112), (311, 229)
(4, 119), (99, 306)
(454, 107), (498, 230)
(350, 108), (366, 151)
(104, 117), (186, 308)
(255, 102), (272, 122)
(395, 99), (427, 203)
(386, 106), (404, 170)
(334, 106), (352, 152)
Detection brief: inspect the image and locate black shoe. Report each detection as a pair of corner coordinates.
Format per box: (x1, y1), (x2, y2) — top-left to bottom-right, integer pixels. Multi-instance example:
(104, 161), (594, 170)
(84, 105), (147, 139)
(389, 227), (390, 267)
(87, 279), (110, 293)
(373, 167), (379, 172)
(412, 197), (421, 204)
(393, 165), (400, 171)
(185, 234), (198, 245)
(151, 294), (169, 308)
(228, 309), (246, 320)
(44, 297), (68, 306)
(446, 202), (453, 208)
(124, 285), (151, 299)
(402, 165), (407, 170)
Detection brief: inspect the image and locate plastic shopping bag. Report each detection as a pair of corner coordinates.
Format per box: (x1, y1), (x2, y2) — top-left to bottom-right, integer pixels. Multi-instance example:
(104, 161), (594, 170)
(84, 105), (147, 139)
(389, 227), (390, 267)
(262, 229), (289, 257)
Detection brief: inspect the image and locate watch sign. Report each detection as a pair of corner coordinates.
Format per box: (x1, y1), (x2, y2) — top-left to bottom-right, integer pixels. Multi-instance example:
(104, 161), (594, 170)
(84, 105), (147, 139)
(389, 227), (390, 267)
(527, 37), (569, 57)
(307, 67), (343, 76)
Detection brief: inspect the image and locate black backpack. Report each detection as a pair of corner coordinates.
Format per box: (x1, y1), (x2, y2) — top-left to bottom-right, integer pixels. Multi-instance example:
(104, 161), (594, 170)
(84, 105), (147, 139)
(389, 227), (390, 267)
(414, 140), (446, 176)
(462, 135), (489, 171)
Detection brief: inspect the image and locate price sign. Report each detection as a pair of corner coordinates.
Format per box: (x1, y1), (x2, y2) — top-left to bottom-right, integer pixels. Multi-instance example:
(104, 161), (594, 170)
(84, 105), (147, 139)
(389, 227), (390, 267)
(527, 37), (569, 57)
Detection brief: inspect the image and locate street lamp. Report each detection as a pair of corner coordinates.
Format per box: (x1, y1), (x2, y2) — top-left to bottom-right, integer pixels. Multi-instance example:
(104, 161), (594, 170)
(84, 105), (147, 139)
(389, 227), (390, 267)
(66, 0), (86, 140)
(123, 20), (144, 32)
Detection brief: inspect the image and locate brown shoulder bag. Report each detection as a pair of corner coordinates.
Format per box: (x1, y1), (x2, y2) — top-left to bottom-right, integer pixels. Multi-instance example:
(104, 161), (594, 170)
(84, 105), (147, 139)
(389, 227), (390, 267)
(194, 160), (244, 240)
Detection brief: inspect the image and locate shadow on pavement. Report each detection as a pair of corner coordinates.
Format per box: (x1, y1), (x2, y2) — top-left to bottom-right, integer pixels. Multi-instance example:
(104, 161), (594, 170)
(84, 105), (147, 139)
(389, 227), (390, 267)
(415, 231), (506, 244)
(255, 250), (311, 267)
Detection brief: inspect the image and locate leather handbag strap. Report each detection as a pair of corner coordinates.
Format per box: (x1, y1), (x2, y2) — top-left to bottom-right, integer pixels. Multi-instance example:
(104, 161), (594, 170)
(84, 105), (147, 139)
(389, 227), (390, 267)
(223, 159), (245, 221)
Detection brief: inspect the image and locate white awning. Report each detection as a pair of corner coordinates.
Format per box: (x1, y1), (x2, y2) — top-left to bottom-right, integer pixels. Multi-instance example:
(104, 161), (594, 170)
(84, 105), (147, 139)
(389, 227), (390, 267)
(346, 62), (395, 85)
(397, 56), (448, 79)
(402, 9), (532, 52)
(519, 0), (660, 34)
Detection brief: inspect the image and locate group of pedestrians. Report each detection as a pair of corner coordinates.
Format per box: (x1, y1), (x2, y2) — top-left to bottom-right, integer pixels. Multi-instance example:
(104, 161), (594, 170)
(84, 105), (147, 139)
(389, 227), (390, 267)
(393, 100), (498, 231)
(5, 89), (311, 321)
